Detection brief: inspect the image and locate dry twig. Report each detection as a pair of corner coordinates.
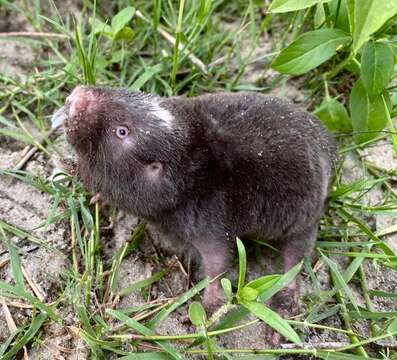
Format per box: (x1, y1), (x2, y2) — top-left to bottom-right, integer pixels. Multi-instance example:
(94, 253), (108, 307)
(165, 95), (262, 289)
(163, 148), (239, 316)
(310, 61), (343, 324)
(0, 31), (68, 39)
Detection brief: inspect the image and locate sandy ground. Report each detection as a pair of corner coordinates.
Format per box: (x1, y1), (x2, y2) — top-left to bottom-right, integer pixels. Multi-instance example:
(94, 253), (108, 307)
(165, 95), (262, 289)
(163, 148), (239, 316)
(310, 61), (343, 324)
(1, 3), (397, 359)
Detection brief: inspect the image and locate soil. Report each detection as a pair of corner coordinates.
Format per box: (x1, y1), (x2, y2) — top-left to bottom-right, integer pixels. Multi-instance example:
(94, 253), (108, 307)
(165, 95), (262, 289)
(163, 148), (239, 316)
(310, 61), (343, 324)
(1, 3), (397, 360)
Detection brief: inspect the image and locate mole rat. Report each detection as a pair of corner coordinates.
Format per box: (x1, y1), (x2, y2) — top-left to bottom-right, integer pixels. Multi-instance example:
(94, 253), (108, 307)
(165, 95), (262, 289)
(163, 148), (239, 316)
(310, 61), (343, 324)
(52, 86), (336, 319)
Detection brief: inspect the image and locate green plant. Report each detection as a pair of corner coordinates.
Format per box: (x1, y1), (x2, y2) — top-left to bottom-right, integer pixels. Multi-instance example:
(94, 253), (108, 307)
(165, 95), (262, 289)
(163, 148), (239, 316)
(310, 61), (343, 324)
(270, 0), (397, 145)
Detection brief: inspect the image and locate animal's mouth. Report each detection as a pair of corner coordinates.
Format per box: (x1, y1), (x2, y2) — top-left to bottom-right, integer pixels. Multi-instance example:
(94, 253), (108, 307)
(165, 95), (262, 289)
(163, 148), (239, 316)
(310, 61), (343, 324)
(51, 103), (78, 146)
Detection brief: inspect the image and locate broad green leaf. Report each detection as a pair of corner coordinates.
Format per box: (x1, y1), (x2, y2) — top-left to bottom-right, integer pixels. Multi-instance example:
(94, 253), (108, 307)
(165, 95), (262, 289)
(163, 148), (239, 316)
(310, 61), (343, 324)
(361, 41), (395, 98)
(236, 237), (247, 292)
(221, 278), (233, 302)
(272, 29), (351, 75)
(243, 301), (301, 344)
(114, 26), (134, 41)
(387, 318), (397, 333)
(269, 0), (332, 13)
(350, 79), (389, 144)
(348, 0), (397, 52)
(111, 6), (135, 35)
(260, 261), (302, 301)
(329, 0), (350, 33)
(314, 4), (326, 28)
(210, 306), (250, 333)
(314, 97), (352, 132)
(237, 286), (259, 303)
(245, 274), (281, 295)
(188, 302), (206, 326)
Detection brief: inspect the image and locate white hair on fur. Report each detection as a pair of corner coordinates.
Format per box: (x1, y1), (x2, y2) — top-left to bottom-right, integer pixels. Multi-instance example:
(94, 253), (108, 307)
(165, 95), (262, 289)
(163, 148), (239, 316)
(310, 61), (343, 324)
(150, 100), (174, 129)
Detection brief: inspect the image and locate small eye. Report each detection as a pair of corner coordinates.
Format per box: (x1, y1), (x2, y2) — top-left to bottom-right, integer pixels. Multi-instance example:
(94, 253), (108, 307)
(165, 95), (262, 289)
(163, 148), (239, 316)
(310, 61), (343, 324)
(115, 126), (129, 139)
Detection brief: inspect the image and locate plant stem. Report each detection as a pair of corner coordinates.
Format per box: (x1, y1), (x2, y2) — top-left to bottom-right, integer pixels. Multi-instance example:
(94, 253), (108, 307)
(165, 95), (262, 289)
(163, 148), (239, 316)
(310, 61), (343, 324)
(358, 265), (380, 335)
(110, 319), (259, 341)
(171, 0), (185, 90)
(70, 193), (78, 274)
(325, 54), (353, 80)
(185, 348), (320, 356)
(338, 329), (397, 352)
(331, 272), (369, 357)
(382, 94), (397, 159)
(288, 320), (354, 335)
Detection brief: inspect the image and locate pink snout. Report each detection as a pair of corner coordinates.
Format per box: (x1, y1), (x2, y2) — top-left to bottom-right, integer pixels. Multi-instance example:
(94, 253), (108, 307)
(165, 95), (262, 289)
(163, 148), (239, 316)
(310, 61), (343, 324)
(66, 86), (96, 118)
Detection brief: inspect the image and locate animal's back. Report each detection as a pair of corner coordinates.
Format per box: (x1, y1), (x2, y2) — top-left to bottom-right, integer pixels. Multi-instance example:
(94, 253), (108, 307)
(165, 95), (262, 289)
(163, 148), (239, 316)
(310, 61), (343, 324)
(191, 92), (335, 163)
(188, 92), (337, 238)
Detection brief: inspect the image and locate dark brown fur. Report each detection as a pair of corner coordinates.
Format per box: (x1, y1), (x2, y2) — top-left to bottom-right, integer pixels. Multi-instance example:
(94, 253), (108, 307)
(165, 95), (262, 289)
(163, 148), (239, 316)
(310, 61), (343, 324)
(56, 86), (336, 325)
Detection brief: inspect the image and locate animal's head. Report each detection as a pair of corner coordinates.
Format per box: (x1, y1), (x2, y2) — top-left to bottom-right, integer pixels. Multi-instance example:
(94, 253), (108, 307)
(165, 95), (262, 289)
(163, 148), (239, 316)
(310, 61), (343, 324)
(52, 86), (189, 217)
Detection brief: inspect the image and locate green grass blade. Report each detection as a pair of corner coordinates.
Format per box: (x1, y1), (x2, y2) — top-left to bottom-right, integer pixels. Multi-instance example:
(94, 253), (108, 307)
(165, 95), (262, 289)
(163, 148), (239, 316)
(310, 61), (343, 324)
(119, 269), (169, 297)
(236, 237), (247, 293)
(259, 261), (302, 301)
(0, 331), (19, 357)
(1, 313), (47, 360)
(106, 309), (184, 360)
(130, 64), (163, 91)
(349, 309), (397, 320)
(0, 282), (59, 320)
(369, 290), (397, 298)
(320, 251), (360, 313)
(0, 227), (24, 289)
(147, 277), (210, 329)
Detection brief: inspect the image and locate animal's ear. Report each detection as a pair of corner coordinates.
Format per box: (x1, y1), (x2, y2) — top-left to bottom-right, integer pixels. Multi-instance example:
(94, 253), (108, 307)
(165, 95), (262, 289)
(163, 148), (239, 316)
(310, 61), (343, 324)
(145, 162), (163, 180)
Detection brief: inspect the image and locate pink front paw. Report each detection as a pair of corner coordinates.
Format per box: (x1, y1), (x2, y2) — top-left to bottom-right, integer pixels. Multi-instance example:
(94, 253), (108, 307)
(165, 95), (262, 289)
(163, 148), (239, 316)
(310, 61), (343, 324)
(202, 282), (225, 315)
